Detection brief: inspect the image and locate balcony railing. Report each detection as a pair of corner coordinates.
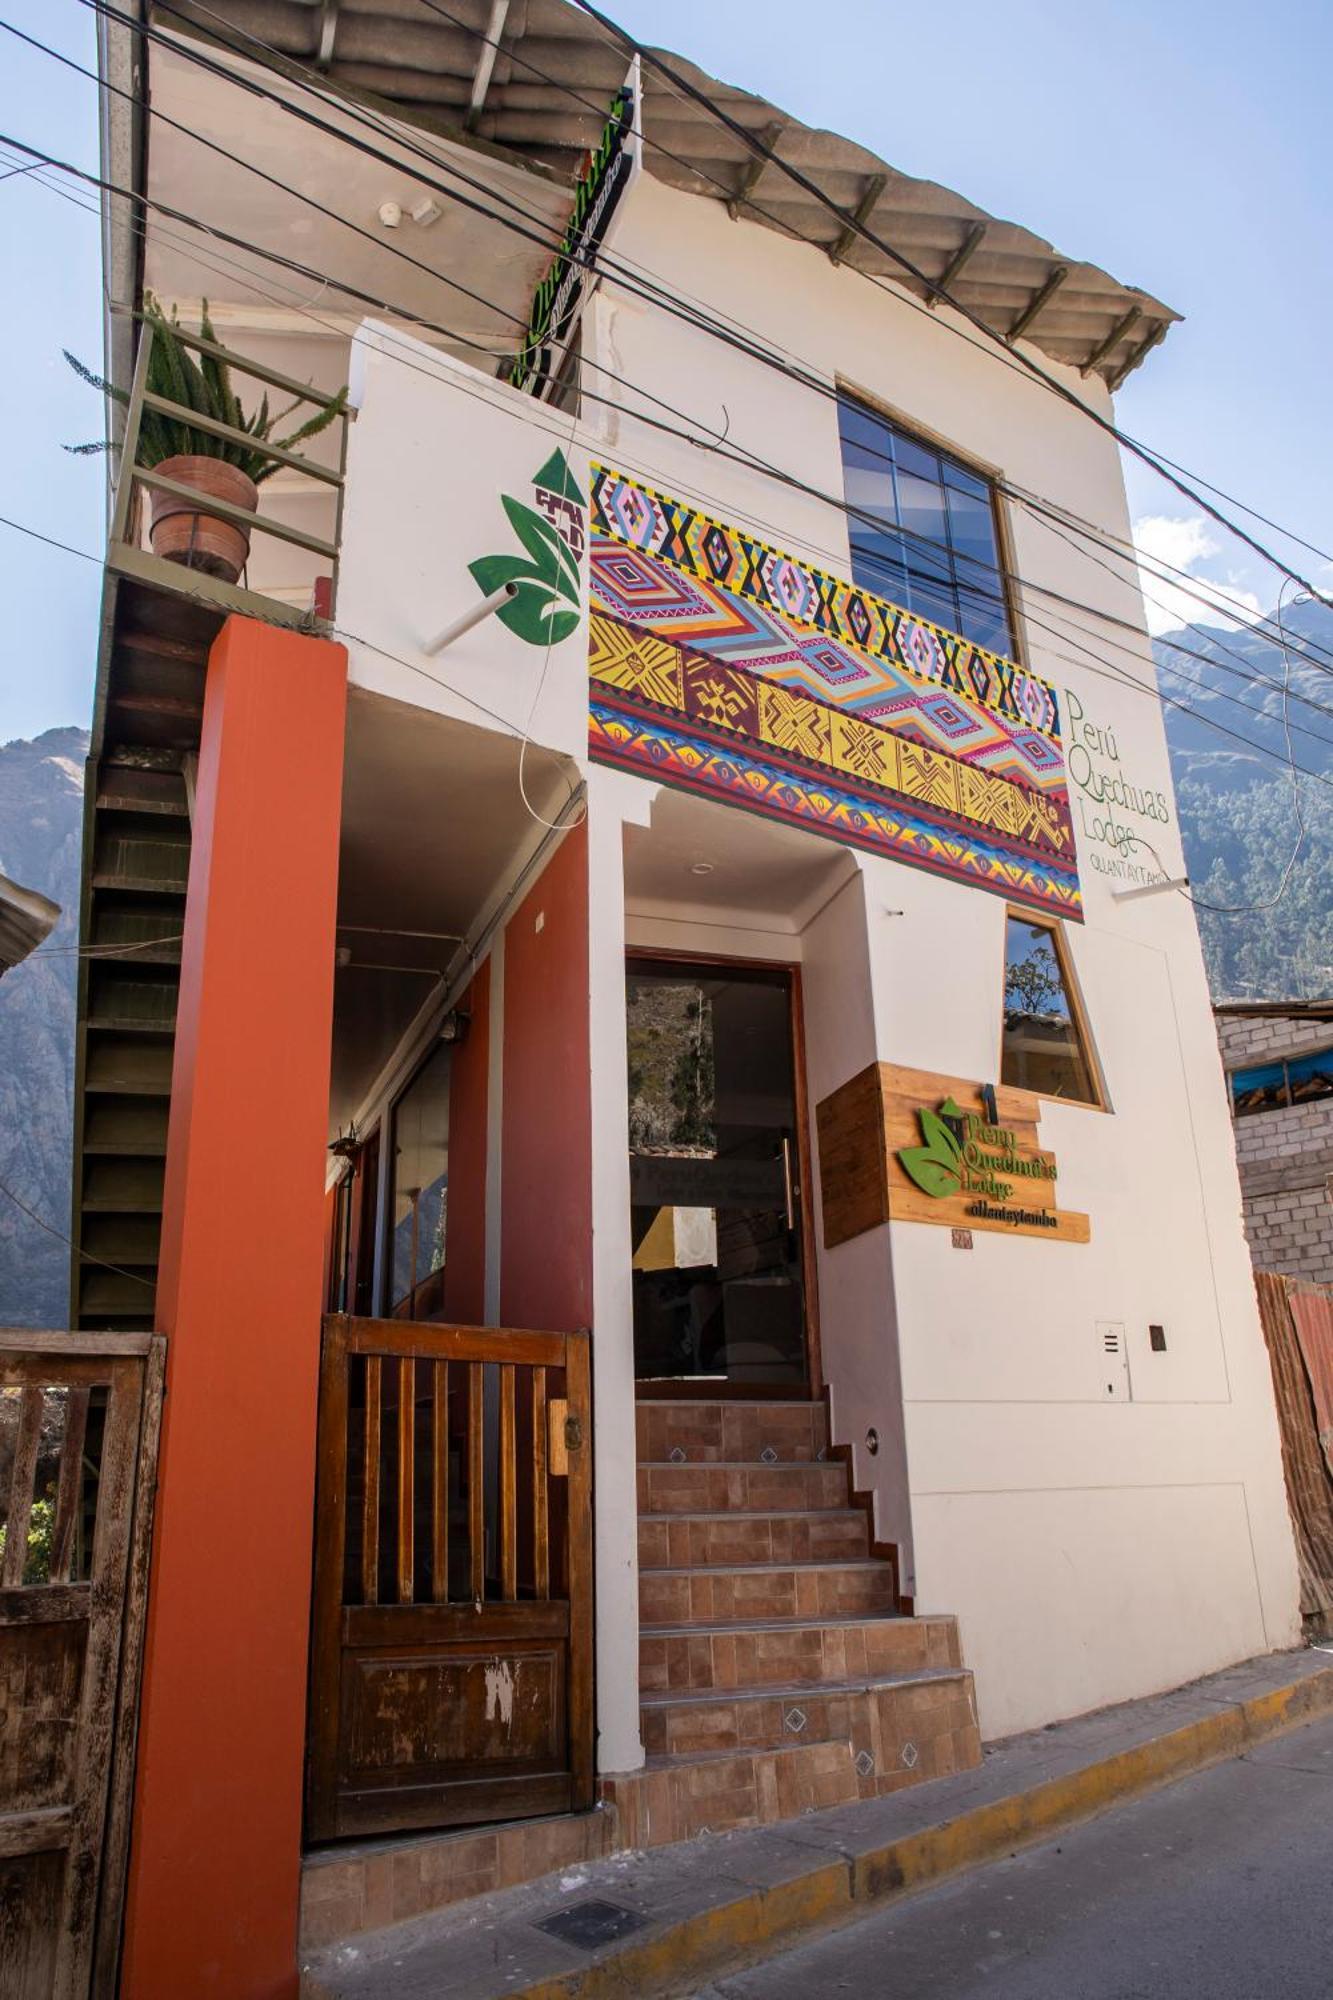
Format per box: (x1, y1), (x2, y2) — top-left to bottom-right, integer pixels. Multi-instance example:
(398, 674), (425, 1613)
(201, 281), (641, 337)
(107, 316), (350, 631)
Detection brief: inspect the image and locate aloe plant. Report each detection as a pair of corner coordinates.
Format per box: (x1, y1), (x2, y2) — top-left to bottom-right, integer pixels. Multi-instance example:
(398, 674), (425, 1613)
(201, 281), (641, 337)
(65, 297), (347, 484)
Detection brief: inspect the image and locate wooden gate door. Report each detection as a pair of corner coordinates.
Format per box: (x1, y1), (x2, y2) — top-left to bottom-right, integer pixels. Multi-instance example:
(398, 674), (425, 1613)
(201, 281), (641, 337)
(0, 1331), (164, 1999)
(306, 1317), (593, 1841)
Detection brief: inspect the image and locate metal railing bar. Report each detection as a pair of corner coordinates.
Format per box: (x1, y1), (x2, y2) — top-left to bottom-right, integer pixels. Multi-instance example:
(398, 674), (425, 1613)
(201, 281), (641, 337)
(140, 392), (345, 484)
(110, 325), (152, 549)
(132, 469), (340, 558)
(134, 316), (348, 412)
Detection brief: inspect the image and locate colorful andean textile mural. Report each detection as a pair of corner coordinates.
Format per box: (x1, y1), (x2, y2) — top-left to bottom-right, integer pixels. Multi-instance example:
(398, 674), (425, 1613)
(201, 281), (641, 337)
(587, 465), (1080, 919)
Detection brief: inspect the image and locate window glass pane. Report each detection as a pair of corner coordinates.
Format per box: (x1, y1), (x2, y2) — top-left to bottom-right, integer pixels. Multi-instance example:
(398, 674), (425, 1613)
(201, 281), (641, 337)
(895, 468), (950, 552)
(893, 432), (941, 484)
(837, 393), (1015, 658)
(389, 1043), (451, 1317)
(849, 529), (911, 605)
(1000, 917), (1098, 1103)
(945, 478), (1000, 568)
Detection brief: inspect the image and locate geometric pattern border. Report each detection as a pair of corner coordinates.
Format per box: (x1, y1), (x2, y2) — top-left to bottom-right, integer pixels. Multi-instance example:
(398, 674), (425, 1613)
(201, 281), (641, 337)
(585, 465), (1082, 923)
(589, 701), (1083, 920)
(590, 612), (1076, 863)
(591, 463), (1062, 742)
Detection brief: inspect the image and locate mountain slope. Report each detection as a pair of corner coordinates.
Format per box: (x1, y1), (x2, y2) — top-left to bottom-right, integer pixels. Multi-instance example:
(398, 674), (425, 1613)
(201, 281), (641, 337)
(1156, 597), (1333, 1001)
(0, 729), (88, 1325)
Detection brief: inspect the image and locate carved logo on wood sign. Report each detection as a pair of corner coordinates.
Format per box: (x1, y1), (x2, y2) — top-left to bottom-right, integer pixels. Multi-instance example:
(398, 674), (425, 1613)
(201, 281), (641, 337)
(815, 1064), (1090, 1248)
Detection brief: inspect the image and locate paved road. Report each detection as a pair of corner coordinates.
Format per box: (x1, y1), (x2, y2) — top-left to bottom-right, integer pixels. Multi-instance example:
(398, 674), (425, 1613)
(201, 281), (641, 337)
(700, 1711), (1333, 2000)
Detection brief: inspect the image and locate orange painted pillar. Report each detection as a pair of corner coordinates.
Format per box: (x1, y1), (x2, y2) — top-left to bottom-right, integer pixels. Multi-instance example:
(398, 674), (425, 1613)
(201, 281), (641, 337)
(120, 616), (347, 1999)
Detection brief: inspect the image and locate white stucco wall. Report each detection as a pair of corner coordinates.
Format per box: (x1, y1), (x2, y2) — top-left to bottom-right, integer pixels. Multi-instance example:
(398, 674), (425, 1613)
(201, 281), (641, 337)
(333, 165), (1301, 1745)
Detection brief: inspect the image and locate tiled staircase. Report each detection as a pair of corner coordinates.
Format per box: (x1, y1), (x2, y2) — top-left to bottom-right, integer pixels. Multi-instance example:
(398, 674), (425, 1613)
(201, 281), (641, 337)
(300, 1396), (981, 1955)
(601, 1398), (981, 1847)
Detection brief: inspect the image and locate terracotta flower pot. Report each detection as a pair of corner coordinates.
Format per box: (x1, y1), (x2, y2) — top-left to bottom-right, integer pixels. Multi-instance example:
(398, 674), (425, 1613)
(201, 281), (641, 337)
(148, 454), (258, 583)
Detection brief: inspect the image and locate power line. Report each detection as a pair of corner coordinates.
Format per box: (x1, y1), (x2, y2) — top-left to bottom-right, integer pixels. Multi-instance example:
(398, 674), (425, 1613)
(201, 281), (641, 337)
(0, 1172), (156, 1289)
(8, 134), (1332, 793)
(563, 0), (1333, 612)
(71, 0), (1333, 686)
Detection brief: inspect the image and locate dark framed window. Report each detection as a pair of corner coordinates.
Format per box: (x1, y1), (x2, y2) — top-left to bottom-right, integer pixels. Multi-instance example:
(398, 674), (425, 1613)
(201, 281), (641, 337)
(837, 392), (1015, 658)
(1000, 911), (1103, 1107)
(1231, 1046), (1333, 1118)
(387, 1043), (451, 1319)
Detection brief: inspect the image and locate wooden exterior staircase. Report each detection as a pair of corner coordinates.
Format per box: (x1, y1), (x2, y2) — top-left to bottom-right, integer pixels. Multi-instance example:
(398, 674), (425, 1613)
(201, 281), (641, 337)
(69, 577), (219, 1330)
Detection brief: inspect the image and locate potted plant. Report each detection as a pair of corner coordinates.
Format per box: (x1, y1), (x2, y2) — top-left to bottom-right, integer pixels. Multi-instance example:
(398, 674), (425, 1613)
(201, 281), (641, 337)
(66, 299), (348, 584)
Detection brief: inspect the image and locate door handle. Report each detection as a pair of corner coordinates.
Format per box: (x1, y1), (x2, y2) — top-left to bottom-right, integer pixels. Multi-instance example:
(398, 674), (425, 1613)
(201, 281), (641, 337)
(780, 1135), (796, 1233)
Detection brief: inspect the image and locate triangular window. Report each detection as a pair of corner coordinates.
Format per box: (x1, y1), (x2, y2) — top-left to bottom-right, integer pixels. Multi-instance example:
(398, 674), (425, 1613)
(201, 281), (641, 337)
(1001, 912), (1103, 1106)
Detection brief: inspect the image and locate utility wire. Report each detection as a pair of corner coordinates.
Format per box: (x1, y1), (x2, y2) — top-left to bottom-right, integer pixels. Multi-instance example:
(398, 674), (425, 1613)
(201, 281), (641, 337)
(8, 138), (1333, 793)
(0, 1172), (156, 1289)
(101, 0), (1333, 670)
(564, 0), (1333, 610)
(13, 81), (1327, 755)
(72, 1), (1333, 682)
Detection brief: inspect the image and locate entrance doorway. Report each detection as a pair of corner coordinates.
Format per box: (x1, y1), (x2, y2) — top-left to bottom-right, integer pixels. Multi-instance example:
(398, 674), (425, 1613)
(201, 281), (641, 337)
(627, 957), (812, 1392)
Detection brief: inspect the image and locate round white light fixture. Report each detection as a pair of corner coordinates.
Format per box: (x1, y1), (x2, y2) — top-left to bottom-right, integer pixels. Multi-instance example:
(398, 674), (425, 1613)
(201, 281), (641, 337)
(689, 860), (716, 876)
(377, 200), (403, 228)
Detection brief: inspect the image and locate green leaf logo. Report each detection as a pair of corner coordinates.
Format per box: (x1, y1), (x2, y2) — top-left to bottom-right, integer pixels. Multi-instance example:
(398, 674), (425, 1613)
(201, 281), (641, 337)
(897, 1099), (964, 1199)
(467, 450), (584, 648)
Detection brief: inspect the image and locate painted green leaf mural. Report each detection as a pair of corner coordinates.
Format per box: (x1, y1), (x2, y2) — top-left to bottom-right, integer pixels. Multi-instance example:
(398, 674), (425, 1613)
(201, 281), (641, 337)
(467, 449), (585, 649)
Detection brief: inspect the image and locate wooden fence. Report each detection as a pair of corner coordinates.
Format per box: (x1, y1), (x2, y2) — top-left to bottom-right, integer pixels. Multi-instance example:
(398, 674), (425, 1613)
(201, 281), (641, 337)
(0, 1332), (164, 1999)
(306, 1316), (593, 1842)
(1255, 1272), (1333, 1634)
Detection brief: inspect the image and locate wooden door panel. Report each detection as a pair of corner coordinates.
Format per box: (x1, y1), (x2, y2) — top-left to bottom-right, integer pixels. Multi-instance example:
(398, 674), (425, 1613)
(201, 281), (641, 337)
(307, 1318), (593, 1843)
(0, 1334), (164, 2000)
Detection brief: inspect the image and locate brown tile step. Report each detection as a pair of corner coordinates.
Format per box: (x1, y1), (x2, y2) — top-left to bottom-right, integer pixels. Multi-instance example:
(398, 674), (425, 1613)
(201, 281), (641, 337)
(641, 1666), (975, 1768)
(637, 1459), (849, 1515)
(639, 1507), (869, 1570)
(640, 1559), (899, 1627)
(298, 1808), (614, 1953)
(641, 1612), (962, 1693)
(636, 1399), (828, 1464)
(600, 1734), (861, 1848)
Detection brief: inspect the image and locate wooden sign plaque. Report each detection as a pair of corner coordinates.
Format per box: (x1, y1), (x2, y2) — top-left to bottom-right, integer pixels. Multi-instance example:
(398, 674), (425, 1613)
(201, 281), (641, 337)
(815, 1063), (1090, 1248)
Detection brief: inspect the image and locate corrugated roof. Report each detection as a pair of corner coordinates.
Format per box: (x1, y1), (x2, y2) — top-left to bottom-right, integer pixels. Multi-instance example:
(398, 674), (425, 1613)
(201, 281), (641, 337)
(156, 0), (1180, 388)
(0, 872), (59, 975)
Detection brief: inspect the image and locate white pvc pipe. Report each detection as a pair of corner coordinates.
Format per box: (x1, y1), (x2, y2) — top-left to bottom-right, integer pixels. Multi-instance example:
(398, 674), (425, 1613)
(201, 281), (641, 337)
(1111, 875), (1190, 902)
(421, 579), (518, 657)
(469, 0), (511, 119)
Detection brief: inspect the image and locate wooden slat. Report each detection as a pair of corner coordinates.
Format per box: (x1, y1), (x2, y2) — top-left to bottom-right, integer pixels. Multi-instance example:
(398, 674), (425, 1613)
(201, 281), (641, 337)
(50, 1387), (91, 1585)
(431, 1360), (448, 1605)
(343, 1599), (570, 1647)
(362, 1356), (381, 1607)
(53, 1356), (146, 1995)
(93, 1335), (165, 1997)
(3, 1386), (44, 1588)
(500, 1365), (517, 1603)
(0, 1582), (91, 1626)
(0, 1331), (155, 1357)
(335, 1314), (570, 1368)
(564, 1335), (595, 1811)
(396, 1356), (414, 1605)
(531, 1367), (549, 1600)
(306, 1316), (352, 1843)
(468, 1362), (483, 1604)
(0, 1805), (75, 1861)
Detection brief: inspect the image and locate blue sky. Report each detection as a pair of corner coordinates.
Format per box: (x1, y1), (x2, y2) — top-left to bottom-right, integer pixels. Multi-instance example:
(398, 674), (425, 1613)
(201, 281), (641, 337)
(1, 0), (1329, 742)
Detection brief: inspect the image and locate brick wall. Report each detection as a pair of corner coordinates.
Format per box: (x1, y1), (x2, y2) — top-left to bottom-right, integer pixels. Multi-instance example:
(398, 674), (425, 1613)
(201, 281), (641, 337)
(1215, 1009), (1333, 1284)
(1216, 1012), (1333, 1066)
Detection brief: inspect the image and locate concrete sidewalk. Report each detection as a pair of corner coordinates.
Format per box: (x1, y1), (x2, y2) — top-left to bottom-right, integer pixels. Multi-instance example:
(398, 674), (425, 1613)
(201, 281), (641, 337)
(301, 1645), (1333, 2000)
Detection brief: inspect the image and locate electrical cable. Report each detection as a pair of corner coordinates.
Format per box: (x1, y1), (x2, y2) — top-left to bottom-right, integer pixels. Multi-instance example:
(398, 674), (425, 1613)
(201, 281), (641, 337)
(8, 141), (1332, 797)
(563, 0), (1333, 610)
(68, 2), (1333, 681)
(0, 1172), (156, 1289)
